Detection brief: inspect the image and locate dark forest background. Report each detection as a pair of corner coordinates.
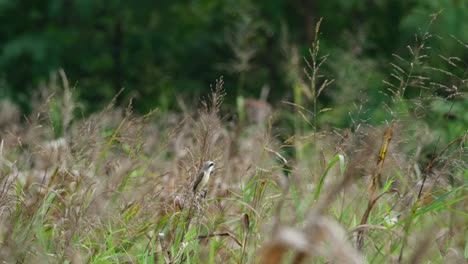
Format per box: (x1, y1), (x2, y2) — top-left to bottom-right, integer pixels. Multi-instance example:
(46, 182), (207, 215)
(0, 0), (466, 122)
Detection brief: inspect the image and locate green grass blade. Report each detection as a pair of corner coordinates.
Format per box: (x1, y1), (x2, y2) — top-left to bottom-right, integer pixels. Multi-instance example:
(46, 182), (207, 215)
(314, 154), (344, 200)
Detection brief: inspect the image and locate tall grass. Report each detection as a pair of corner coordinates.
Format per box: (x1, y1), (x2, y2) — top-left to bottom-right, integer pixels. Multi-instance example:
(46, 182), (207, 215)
(0, 15), (466, 263)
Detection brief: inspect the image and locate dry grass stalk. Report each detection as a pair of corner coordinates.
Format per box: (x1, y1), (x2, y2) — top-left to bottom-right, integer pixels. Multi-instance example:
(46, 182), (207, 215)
(356, 120), (395, 250)
(397, 134), (466, 263)
(241, 213), (250, 263)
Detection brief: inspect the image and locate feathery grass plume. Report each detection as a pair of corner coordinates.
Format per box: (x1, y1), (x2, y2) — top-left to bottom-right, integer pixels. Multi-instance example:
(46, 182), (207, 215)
(0, 78), (170, 262)
(285, 17), (334, 165)
(154, 77), (229, 263)
(397, 134), (467, 263)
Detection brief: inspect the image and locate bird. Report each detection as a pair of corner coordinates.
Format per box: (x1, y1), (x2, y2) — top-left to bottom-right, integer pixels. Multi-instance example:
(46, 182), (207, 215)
(192, 161), (215, 194)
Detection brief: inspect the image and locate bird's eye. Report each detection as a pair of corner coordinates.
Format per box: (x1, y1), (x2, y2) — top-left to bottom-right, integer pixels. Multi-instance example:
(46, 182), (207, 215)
(209, 162), (214, 167)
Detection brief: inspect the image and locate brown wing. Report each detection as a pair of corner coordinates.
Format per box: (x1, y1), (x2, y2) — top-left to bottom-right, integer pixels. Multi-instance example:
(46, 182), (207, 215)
(192, 171), (204, 193)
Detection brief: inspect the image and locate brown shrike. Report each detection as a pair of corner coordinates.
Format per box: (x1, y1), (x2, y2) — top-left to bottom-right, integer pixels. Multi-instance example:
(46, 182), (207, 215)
(192, 161), (215, 194)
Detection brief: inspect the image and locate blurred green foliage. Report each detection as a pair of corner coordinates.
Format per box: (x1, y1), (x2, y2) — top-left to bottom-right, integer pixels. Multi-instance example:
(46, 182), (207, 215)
(0, 0), (466, 117)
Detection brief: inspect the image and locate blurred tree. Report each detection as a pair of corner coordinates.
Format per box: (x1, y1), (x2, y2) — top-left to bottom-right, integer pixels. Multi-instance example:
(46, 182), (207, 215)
(0, 0), (465, 114)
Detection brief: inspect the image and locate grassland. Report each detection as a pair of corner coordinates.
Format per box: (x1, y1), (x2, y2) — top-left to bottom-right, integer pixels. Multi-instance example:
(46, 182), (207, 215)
(0, 23), (467, 264)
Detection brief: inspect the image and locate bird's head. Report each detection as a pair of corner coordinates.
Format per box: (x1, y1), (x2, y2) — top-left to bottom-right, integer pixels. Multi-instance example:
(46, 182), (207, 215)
(203, 161), (215, 173)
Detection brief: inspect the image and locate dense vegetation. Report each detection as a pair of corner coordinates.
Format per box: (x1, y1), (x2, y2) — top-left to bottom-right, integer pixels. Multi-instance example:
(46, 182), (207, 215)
(0, 1), (467, 263)
(1, 1), (467, 113)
